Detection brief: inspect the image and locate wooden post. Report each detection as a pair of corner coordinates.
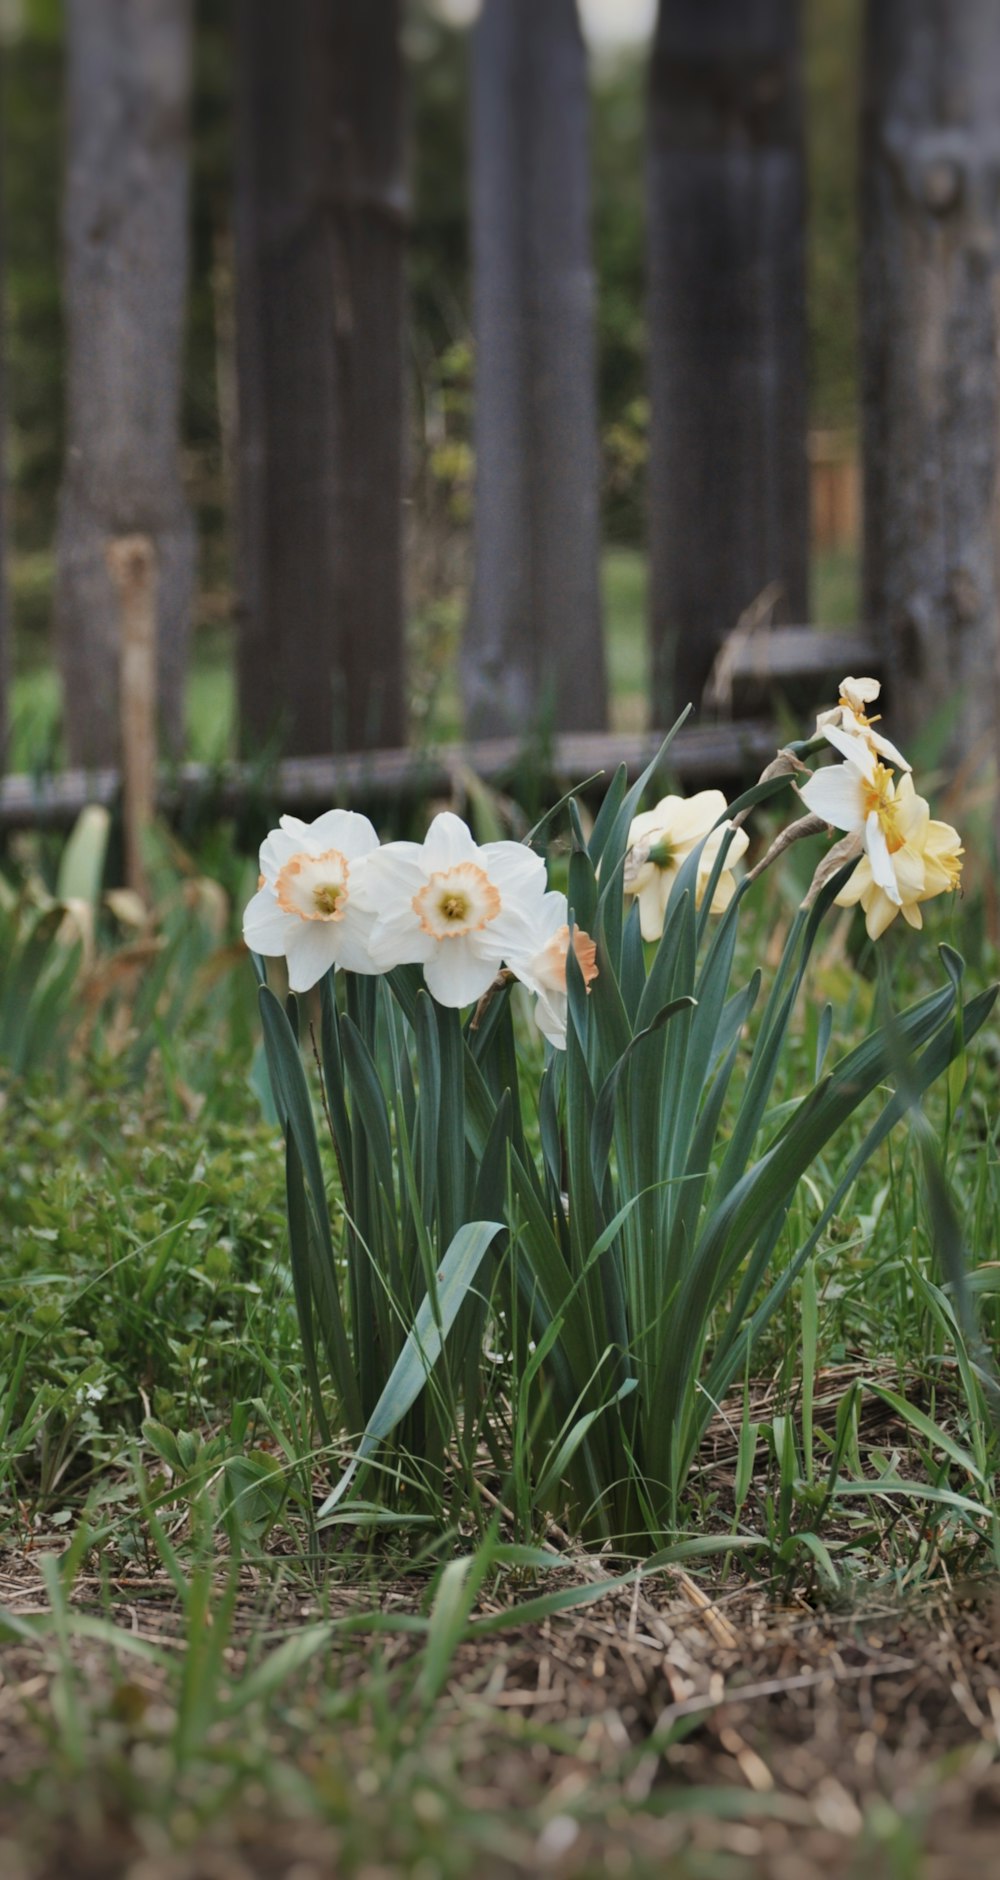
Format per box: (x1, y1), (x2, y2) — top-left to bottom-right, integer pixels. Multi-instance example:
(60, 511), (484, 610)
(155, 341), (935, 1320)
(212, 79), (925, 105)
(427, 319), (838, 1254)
(861, 0), (1000, 771)
(647, 0), (810, 720)
(107, 534), (157, 901)
(234, 0), (407, 757)
(55, 0), (195, 767)
(462, 0), (607, 738)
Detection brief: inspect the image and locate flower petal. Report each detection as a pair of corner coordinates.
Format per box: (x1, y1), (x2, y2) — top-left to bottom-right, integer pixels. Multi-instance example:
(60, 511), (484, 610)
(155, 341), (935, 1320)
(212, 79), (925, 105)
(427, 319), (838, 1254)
(327, 909), (381, 975)
(865, 811), (902, 905)
(697, 822), (749, 878)
(480, 841), (547, 900)
(284, 921), (342, 993)
(625, 806), (667, 850)
(366, 909), (436, 970)
(704, 868), (740, 914)
(892, 844), (926, 905)
(863, 889), (900, 941)
(531, 989), (567, 1050)
(833, 857), (869, 907)
(422, 941), (499, 1008)
(242, 886), (299, 955)
(421, 812), (480, 869)
(821, 723), (877, 775)
(893, 774), (927, 840)
(799, 763), (867, 832)
(867, 727), (911, 772)
(841, 675), (881, 708)
(259, 827), (310, 886)
(360, 843), (428, 915)
(921, 820), (964, 898)
(289, 808), (379, 857)
(635, 874), (672, 942)
(662, 790), (727, 847)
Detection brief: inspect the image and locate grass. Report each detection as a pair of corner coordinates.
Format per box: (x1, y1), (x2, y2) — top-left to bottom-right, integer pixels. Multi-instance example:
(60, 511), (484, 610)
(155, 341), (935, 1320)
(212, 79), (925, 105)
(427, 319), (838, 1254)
(2, 598), (999, 1875)
(1, 782), (998, 1874)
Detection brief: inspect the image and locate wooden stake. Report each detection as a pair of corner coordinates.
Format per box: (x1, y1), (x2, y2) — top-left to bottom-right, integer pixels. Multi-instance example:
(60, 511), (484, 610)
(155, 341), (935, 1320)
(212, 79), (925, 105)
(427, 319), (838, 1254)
(107, 534), (157, 900)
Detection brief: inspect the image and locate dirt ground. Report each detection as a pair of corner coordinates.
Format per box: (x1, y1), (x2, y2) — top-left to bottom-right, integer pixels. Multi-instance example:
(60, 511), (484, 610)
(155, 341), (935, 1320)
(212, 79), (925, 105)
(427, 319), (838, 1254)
(2, 1542), (999, 1880)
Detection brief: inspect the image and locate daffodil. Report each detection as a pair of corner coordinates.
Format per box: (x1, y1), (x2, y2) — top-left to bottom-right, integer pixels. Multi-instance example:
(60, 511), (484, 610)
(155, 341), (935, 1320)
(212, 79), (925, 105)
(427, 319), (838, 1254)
(623, 791), (749, 942)
(816, 675), (910, 771)
(799, 734), (919, 910)
(504, 890), (598, 1048)
(242, 809), (381, 991)
(833, 773), (963, 939)
(363, 811), (549, 1008)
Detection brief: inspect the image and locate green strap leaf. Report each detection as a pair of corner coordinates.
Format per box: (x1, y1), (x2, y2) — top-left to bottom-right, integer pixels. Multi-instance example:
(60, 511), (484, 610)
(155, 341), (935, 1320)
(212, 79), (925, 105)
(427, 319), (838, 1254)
(259, 985), (360, 1431)
(316, 1220), (504, 1518)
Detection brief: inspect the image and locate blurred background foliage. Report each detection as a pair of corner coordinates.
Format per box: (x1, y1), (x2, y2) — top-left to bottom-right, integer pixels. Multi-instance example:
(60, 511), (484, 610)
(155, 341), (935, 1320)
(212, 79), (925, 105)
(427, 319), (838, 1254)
(2, 0), (859, 736)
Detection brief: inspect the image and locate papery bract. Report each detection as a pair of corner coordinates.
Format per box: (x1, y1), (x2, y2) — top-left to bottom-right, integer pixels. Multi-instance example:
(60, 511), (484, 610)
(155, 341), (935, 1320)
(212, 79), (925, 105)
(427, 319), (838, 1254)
(242, 809), (381, 992)
(363, 811), (549, 1008)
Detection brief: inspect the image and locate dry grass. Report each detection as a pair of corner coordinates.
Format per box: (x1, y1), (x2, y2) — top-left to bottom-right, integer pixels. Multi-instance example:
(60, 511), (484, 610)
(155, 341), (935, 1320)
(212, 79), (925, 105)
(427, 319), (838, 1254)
(2, 1482), (999, 1879)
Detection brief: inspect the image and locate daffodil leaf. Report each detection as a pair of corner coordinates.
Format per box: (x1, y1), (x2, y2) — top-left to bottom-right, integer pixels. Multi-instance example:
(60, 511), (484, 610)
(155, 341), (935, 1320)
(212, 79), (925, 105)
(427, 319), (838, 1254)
(259, 984), (358, 1433)
(316, 1220), (504, 1519)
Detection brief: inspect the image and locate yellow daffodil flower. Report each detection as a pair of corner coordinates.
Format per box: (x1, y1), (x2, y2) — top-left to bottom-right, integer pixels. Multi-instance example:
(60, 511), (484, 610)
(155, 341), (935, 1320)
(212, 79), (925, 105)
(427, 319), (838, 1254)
(799, 728), (921, 909)
(623, 790), (749, 942)
(833, 773), (963, 938)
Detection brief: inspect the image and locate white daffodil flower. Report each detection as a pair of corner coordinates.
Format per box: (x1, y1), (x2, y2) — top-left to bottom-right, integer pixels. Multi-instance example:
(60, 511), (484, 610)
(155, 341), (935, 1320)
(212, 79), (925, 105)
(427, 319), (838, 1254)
(363, 811), (549, 1008)
(504, 889), (598, 1049)
(799, 728), (917, 908)
(622, 790), (749, 943)
(242, 809), (381, 992)
(834, 773), (963, 940)
(816, 675), (910, 772)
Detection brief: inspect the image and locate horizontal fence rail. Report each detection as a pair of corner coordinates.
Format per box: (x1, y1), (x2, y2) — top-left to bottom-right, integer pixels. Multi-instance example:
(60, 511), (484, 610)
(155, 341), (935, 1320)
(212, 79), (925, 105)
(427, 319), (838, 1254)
(1, 723), (780, 833)
(1, 628), (879, 833)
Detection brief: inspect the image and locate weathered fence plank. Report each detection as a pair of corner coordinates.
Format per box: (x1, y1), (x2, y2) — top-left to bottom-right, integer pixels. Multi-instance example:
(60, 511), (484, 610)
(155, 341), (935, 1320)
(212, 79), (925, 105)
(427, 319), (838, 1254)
(647, 0), (810, 721)
(234, 0), (407, 757)
(463, 0), (607, 738)
(55, 0), (195, 766)
(861, 0), (1000, 769)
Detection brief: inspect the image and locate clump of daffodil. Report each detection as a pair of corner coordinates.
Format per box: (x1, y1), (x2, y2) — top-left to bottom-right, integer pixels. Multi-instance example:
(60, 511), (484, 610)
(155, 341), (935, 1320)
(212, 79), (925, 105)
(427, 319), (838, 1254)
(623, 790), (749, 942)
(816, 675), (910, 772)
